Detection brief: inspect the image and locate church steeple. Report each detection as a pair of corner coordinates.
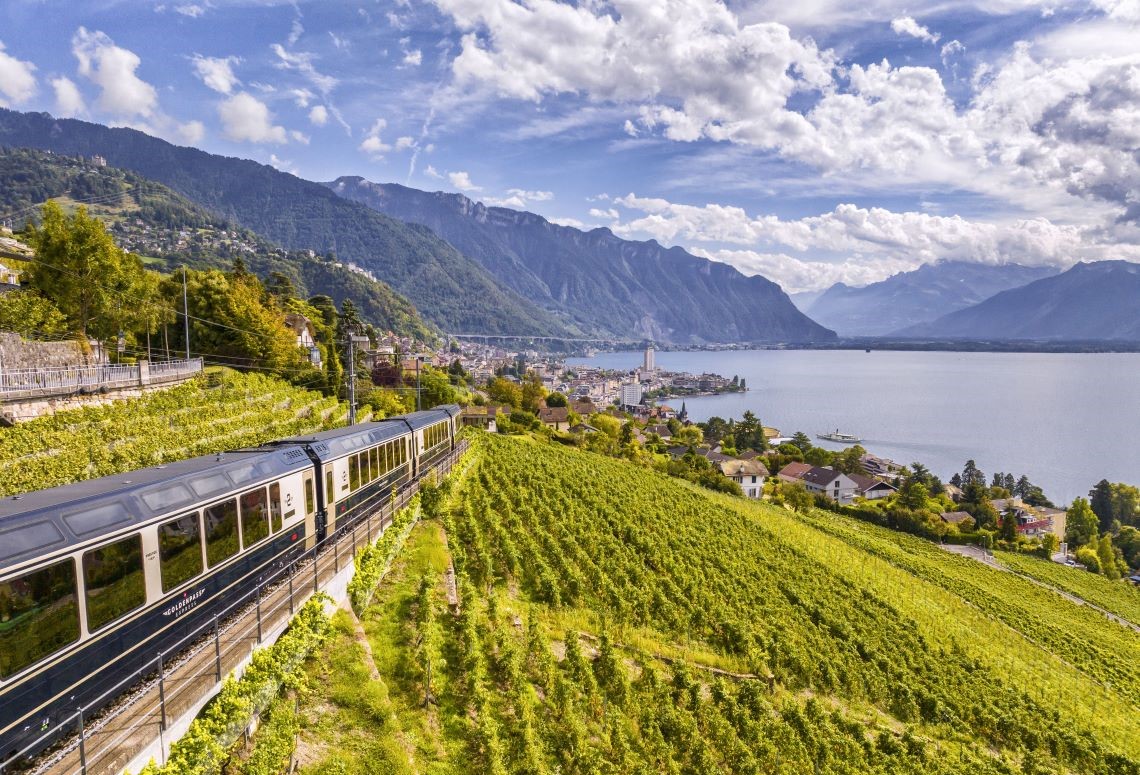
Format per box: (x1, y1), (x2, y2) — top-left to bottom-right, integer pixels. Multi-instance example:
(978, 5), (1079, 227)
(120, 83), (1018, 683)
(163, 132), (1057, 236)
(679, 401), (688, 422)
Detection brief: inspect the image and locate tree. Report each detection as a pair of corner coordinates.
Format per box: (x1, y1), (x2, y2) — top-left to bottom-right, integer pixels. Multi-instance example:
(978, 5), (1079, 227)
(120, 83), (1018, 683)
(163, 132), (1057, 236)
(520, 374), (546, 413)
(949, 473), (963, 488)
(1096, 534), (1121, 580)
(896, 480), (930, 512)
(413, 365), (458, 410)
(588, 413), (621, 438)
(0, 289), (69, 338)
(1110, 483), (1140, 527)
(790, 432), (813, 453)
(26, 201), (158, 340)
(1114, 526), (1140, 570)
(961, 460), (985, 488)
(833, 445), (867, 475)
(487, 377), (522, 409)
(1065, 497), (1099, 547)
(782, 482), (815, 513)
(1089, 479), (1115, 533)
(545, 391), (568, 408)
(1074, 545), (1100, 574)
(702, 416), (729, 445)
(1000, 507), (1019, 543)
(733, 410), (766, 451)
(675, 425), (704, 446)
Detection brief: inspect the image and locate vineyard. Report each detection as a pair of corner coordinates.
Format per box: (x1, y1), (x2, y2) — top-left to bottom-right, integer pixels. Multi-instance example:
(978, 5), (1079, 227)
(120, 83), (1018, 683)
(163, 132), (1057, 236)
(995, 550), (1140, 629)
(286, 433), (1140, 775)
(0, 369), (346, 496)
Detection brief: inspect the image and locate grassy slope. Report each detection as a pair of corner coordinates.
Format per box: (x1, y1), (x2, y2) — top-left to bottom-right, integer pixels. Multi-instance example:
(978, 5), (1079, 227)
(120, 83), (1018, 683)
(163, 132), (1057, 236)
(994, 550), (1140, 628)
(288, 435), (1139, 775)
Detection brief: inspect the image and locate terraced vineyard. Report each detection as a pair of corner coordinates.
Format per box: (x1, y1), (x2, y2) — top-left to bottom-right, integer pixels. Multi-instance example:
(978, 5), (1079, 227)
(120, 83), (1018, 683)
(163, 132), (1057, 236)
(995, 550), (1140, 628)
(289, 434), (1139, 775)
(0, 369), (346, 496)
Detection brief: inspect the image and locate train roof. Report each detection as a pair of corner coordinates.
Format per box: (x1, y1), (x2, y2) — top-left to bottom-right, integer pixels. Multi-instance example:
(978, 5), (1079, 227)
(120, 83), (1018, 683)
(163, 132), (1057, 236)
(274, 405), (460, 461)
(0, 446), (312, 573)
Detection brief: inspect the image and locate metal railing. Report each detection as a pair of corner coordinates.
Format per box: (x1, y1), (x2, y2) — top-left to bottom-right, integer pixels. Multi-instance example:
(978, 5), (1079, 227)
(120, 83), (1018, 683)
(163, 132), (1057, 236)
(6, 440), (468, 775)
(0, 359), (203, 400)
(146, 360), (204, 383)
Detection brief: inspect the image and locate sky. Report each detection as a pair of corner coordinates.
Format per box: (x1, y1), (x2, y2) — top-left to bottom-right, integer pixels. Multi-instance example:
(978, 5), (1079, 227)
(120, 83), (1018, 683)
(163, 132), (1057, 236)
(0, 0), (1137, 293)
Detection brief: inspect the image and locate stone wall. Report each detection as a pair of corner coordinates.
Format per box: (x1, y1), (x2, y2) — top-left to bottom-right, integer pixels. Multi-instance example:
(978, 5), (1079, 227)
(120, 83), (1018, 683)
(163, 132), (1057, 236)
(0, 332), (102, 370)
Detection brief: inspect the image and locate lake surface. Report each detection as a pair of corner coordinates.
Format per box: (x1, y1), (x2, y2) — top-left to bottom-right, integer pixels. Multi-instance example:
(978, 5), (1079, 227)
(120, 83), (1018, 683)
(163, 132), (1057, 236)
(566, 349), (1140, 506)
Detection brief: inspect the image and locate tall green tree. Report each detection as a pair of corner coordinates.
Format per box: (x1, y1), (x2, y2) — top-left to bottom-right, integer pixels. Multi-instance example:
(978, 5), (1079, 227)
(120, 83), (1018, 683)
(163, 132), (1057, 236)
(26, 201), (158, 340)
(1089, 479), (1115, 532)
(1065, 497), (1099, 547)
(0, 289), (69, 338)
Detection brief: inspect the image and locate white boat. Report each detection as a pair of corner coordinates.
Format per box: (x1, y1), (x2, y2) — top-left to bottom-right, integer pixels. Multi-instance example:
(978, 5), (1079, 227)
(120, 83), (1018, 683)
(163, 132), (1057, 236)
(817, 429), (862, 444)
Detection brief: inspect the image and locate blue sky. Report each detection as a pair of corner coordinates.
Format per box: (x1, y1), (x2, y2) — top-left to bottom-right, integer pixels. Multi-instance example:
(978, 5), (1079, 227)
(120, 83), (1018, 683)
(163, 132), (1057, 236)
(0, 0), (1137, 291)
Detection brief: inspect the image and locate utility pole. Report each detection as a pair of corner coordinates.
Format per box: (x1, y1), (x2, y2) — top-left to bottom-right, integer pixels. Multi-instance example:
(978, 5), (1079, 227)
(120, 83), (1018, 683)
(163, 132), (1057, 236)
(346, 329), (370, 425)
(416, 355), (423, 411)
(347, 333), (356, 425)
(181, 265), (190, 360)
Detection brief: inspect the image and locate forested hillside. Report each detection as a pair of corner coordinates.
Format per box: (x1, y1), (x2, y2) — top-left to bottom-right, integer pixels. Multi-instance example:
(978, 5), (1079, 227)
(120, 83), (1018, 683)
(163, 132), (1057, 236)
(0, 110), (570, 336)
(0, 148), (433, 341)
(277, 433), (1139, 775)
(327, 177), (836, 344)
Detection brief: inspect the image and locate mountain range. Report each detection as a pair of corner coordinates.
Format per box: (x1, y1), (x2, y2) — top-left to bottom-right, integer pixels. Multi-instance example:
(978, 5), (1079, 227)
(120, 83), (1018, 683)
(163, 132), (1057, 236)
(899, 261), (1140, 340)
(0, 147), (443, 341)
(804, 260), (1059, 336)
(325, 178), (834, 344)
(0, 109), (833, 344)
(0, 109), (566, 337)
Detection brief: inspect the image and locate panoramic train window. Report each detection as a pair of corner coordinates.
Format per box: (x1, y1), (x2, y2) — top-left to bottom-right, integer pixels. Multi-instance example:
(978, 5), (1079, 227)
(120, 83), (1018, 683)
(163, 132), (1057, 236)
(0, 559), (80, 678)
(326, 470), (334, 503)
(204, 498), (239, 566)
(159, 513), (203, 591)
(349, 455), (360, 491)
(370, 447), (378, 481)
(269, 483), (283, 533)
(240, 487), (270, 548)
(83, 535), (146, 632)
(304, 477), (315, 517)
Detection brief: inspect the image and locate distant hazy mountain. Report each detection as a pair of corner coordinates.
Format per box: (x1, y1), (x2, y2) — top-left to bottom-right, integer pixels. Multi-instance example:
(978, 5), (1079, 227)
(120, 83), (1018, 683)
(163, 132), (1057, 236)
(325, 177), (836, 344)
(899, 261), (1140, 340)
(0, 108), (567, 337)
(806, 261), (1058, 336)
(789, 290), (825, 313)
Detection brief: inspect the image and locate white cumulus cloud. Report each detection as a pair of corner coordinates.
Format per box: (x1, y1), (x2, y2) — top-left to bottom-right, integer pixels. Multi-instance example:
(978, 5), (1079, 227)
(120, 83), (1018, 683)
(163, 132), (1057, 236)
(359, 118), (391, 159)
(890, 16), (940, 44)
(309, 105), (328, 126)
(0, 41), (37, 107)
(178, 120), (205, 144)
(51, 76), (85, 116)
(448, 171), (481, 191)
(484, 188), (554, 208)
(218, 92), (287, 144)
(192, 54), (241, 94)
(72, 28), (157, 118)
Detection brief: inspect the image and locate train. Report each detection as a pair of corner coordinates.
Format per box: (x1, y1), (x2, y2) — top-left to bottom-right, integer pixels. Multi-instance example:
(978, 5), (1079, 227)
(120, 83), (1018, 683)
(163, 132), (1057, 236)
(0, 404), (461, 768)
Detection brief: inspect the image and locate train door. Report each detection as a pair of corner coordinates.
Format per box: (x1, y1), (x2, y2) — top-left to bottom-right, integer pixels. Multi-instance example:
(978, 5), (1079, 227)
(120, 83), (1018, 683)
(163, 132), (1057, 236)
(303, 471), (317, 549)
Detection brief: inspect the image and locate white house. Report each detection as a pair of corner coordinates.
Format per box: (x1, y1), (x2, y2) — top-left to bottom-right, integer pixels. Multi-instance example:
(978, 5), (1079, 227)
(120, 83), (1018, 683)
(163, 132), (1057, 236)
(284, 313), (322, 368)
(720, 459), (767, 498)
(799, 466), (858, 504)
(850, 474), (898, 501)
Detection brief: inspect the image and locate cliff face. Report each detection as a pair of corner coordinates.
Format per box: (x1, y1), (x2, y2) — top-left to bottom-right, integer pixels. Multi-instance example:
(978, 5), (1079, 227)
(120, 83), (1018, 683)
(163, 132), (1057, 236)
(327, 178), (836, 344)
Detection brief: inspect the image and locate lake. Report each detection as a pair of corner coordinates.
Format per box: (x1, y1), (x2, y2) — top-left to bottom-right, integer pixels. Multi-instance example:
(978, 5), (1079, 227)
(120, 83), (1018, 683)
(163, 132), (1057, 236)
(565, 349), (1140, 506)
